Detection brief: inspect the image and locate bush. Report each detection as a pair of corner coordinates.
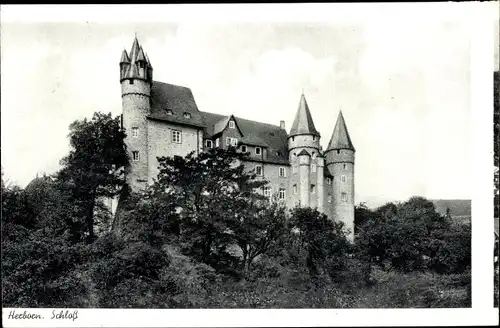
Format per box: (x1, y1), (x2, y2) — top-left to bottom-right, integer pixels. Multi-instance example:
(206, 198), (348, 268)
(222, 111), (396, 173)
(89, 236), (172, 307)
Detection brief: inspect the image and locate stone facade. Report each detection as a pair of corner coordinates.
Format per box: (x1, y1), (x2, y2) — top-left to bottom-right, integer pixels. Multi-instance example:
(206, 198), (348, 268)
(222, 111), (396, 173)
(120, 37), (356, 240)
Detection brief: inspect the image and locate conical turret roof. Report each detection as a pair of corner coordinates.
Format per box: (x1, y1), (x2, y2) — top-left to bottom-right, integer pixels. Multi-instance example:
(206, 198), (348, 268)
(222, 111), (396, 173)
(136, 46), (146, 62)
(289, 94), (320, 138)
(327, 111), (355, 151)
(129, 36), (140, 61)
(120, 49), (130, 63)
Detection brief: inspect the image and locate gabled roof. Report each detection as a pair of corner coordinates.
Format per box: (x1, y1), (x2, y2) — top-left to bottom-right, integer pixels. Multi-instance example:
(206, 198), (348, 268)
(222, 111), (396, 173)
(146, 79), (289, 165)
(326, 110), (355, 151)
(289, 94), (320, 138)
(199, 111), (289, 164)
(212, 115), (244, 137)
(148, 81), (205, 127)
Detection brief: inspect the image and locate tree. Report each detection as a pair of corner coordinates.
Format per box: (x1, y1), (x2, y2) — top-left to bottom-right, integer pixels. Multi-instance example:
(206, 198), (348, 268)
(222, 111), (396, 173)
(152, 147), (270, 272)
(232, 201), (288, 272)
(57, 112), (128, 243)
(288, 207), (351, 278)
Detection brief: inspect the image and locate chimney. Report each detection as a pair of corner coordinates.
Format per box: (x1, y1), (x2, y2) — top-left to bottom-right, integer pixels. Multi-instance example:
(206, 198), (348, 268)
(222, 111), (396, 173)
(280, 120), (286, 130)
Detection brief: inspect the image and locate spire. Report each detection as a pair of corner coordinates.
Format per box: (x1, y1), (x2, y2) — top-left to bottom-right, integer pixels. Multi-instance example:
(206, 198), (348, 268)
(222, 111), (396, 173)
(120, 49), (130, 63)
(327, 110), (355, 151)
(130, 36), (140, 61)
(289, 94), (320, 138)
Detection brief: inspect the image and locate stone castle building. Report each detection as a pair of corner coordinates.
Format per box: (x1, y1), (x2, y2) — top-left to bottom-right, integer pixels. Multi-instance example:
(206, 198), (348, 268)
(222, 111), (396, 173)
(120, 37), (356, 238)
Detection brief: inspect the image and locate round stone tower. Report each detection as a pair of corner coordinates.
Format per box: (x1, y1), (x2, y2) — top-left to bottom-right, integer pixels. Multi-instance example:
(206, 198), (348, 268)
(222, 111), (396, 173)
(288, 94), (321, 209)
(325, 111), (355, 241)
(120, 36), (153, 191)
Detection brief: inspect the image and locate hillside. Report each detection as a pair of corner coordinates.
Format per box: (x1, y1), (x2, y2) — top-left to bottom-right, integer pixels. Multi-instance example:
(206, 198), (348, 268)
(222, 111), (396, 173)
(431, 199), (471, 217)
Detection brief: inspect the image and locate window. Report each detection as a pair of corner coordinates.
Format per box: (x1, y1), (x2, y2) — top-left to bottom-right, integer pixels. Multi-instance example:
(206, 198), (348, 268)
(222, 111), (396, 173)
(263, 187), (272, 198)
(343, 164), (347, 170)
(328, 196), (332, 203)
(313, 136), (316, 140)
(166, 109), (173, 115)
(311, 164), (317, 173)
(278, 188), (286, 200)
(337, 150), (340, 154)
(311, 184), (316, 194)
(279, 167), (286, 177)
(172, 130), (182, 144)
(256, 165), (263, 176)
(132, 127), (139, 137)
(215, 138), (220, 147)
(206, 140), (213, 148)
(326, 177), (332, 185)
(312, 151), (316, 158)
(293, 184), (297, 194)
(255, 147), (262, 155)
(341, 175), (346, 183)
(292, 165), (297, 174)
(129, 79), (134, 85)
(132, 151), (139, 161)
(241, 145), (247, 153)
(229, 121), (235, 129)
(183, 112), (191, 119)
(276, 151), (281, 156)
(226, 137), (238, 147)
(341, 192), (347, 202)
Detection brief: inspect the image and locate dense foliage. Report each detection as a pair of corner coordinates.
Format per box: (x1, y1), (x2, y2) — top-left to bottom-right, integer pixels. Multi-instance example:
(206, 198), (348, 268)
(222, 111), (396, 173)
(1, 111), (473, 308)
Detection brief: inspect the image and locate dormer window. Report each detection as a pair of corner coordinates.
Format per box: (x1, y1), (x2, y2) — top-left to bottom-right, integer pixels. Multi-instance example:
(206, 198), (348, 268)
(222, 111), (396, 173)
(326, 177), (332, 185)
(206, 140), (213, 148)
(184, 112), (191, 119)
(229, 121), (235, 129)
(166, 109), (173, 115)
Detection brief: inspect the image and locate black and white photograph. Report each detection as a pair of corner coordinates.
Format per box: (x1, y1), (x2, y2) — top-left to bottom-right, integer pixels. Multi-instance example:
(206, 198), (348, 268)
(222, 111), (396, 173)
(1, 2), (498, 327)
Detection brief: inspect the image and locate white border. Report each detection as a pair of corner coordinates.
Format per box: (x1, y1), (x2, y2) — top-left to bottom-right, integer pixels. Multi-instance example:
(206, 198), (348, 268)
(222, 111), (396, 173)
(1, 2), (498, 327)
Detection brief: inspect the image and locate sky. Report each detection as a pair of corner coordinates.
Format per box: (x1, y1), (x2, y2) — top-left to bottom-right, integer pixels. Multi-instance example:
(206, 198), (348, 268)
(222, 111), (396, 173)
(1, 4), (498, 207)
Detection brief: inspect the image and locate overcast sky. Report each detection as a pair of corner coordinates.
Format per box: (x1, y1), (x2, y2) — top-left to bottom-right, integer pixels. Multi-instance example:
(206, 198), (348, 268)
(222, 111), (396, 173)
(1, 4), (498, 207)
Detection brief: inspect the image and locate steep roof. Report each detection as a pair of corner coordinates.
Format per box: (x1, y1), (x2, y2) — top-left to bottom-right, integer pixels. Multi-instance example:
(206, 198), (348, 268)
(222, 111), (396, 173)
(148, 81), (205, 127)
(200, 111), (289, 164)
(326, 111), (355, 151)
(120, 49), (130, 63)
(289, 94), (320, 138)
(147, 80), (289, 164)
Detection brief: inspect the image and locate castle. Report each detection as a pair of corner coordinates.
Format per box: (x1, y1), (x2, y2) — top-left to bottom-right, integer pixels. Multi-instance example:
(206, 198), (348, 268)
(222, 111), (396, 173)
(120, 36), (356, 239)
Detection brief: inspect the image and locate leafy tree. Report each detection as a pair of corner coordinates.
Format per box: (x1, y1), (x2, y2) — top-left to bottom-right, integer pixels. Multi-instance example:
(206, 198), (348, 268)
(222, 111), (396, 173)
(57, 112), (128, 243)
(289, 207), (351, 278)
(152, 147), (269, 272)
(232, 201), (288, 272)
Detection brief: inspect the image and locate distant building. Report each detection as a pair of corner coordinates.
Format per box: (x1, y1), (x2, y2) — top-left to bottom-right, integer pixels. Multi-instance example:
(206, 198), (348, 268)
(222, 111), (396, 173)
(119, 36), (356, 239)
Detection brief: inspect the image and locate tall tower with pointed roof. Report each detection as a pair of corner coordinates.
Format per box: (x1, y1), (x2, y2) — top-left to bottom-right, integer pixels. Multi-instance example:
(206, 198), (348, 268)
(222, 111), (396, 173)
(325, 111), (355, 241)
(120, 36), (154, 191)
(288, 94), (323, 209)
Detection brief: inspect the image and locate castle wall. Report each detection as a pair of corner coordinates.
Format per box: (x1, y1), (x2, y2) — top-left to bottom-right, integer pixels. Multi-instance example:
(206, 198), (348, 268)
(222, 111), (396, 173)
(242, 161), (289, 202)
(147, 120), (203, 184)
(121, 79), (150, 191)
(327, 159), (355, 241)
